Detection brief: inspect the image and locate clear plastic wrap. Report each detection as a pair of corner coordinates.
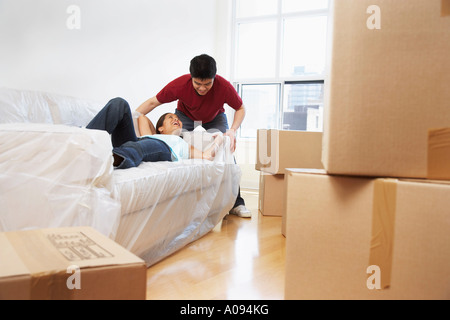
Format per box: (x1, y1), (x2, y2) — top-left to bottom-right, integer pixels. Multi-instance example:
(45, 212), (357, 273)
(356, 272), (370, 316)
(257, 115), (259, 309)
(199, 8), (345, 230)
(0, 87), (102, 127)
(0, 87), (242, 266)
(0, 123), (121, 238)
(112, 137), (240, 266)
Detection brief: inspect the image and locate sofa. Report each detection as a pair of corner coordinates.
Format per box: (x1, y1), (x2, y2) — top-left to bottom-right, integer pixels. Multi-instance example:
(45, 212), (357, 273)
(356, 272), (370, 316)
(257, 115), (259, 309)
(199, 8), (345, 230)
(0, 87), (241, 267)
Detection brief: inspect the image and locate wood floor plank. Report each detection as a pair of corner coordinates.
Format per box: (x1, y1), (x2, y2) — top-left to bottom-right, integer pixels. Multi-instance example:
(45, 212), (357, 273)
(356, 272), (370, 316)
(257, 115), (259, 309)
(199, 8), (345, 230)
(145, 190), (286, 300)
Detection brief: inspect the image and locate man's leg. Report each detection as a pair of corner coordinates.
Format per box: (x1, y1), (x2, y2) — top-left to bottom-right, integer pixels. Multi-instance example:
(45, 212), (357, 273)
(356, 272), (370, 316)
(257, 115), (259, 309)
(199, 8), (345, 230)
(87, 97), (137, 147)
(174, 109), (196, 132)
(203, 113), (251, 218)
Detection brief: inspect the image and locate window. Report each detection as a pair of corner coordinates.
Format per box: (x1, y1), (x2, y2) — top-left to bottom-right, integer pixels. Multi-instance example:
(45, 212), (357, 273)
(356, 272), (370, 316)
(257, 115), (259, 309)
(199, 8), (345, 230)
(283, 81), (324, 131)
(236, 21), (277, 79)
(239, 83), (280, 138)
(231, 0), (330, 139)
(281, 16), (328, 77)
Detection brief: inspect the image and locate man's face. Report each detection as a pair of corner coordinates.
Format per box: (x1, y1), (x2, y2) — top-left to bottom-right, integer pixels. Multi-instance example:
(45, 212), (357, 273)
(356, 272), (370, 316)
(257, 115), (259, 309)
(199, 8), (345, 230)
(192, 78), (214, 96)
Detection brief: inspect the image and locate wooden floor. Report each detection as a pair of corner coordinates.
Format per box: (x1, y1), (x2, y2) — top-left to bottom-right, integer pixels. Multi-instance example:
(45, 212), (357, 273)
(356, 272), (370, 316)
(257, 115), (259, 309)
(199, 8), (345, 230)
(145, 189), (286, 300)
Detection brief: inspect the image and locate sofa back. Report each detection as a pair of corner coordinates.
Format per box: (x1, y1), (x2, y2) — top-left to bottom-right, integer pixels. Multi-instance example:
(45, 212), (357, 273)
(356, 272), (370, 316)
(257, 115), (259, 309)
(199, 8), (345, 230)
(0, 87), (102, 127)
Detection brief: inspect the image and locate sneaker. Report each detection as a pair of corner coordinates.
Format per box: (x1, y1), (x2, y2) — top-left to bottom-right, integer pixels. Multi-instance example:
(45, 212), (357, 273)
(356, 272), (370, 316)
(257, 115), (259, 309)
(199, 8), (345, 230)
(229, 205), (252, 218)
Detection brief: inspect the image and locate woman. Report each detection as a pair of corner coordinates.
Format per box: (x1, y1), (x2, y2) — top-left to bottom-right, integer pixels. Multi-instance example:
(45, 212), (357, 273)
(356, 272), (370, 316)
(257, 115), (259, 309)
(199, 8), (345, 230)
(86, 97), (222, 169)
(137, 112), (223, 162)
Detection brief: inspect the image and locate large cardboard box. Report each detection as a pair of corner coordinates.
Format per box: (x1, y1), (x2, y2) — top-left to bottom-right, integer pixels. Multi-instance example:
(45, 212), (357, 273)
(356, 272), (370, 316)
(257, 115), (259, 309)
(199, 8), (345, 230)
(323, 0), (450, 178)
(256, 129), (323, 175)
(285, 169), (450, 300)
(258, 173), (285, 217)
(0, 226), (147, 300)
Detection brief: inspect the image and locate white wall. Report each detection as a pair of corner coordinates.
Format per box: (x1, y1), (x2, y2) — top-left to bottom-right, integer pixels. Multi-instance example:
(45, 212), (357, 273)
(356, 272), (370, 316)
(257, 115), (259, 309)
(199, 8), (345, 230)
(0, 0), (259, 188)
(0, 0), (223, 121)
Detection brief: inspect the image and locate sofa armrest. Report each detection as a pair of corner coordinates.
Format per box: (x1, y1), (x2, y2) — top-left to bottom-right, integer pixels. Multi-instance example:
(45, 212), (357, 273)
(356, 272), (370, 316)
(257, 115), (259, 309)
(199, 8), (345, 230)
(0, 123), (120, 236)
(0, 123), (113, 187)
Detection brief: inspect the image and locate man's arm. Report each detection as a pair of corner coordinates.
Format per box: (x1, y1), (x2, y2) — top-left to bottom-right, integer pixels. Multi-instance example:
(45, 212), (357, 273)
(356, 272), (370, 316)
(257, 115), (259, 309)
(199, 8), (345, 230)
(136, 96), (163, 115)
(225, 105), (246, 151)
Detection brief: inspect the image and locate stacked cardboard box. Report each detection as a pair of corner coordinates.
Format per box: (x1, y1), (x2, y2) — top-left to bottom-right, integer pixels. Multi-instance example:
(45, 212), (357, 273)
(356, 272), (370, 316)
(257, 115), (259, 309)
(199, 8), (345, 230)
(322, 0), (450, 179)
(285, 170), (450, 299)
(0, 226), (147, 300)
(255, 129), (323, 235)
(285, 0), (450, 299)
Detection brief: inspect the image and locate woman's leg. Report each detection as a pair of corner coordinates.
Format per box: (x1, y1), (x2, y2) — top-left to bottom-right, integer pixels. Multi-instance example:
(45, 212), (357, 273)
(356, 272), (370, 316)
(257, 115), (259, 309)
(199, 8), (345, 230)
(87, 97), (137, 147)
(112, 138), (172, 169)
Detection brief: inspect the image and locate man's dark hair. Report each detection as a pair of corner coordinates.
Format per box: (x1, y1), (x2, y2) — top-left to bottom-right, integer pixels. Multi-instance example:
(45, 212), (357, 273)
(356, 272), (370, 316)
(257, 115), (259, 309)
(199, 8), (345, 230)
(190, 54), (217, 79)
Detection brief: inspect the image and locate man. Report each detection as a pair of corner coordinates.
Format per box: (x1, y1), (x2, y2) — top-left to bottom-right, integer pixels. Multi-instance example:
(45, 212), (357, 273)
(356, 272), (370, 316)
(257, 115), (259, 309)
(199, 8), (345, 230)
(136, 54), (251, 218)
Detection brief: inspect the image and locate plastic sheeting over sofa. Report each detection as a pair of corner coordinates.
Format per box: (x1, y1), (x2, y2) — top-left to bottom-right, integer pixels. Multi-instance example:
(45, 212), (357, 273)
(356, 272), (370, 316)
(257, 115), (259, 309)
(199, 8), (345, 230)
(0, 87), (241, 266)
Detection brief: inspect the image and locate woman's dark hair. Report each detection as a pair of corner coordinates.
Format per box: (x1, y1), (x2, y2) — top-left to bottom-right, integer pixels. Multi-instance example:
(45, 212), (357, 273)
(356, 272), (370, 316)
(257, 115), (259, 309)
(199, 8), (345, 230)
(155, 113), (171, 134)
(189, 54), (217, 79)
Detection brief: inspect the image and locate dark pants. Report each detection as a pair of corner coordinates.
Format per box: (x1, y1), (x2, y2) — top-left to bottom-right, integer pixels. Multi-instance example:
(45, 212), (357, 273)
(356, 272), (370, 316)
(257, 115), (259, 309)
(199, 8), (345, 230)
(175, 109), (245, 208)
(87, 98), (172, 169)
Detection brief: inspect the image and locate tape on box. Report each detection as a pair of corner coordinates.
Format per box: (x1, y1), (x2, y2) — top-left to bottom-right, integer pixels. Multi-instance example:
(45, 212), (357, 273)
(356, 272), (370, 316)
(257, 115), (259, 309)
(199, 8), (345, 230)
(427, 128), (450, 180)
(442, 0), (450, 16)
(369, 179), (398, 289)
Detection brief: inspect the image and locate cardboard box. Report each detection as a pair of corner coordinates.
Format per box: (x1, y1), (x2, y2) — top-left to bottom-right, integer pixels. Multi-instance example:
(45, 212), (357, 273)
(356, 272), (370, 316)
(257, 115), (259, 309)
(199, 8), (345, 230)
(323, 0), (450, 178)
(258, 173), (285, 217)
(0, 226), (147, 300)
(256, 129), (323, 175)
(284, 169), (450, 300)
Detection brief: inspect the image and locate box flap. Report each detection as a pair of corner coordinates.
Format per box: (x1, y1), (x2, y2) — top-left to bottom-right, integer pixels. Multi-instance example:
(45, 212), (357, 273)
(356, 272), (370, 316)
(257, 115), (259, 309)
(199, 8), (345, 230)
(286, 168), (327, 175)
(1, 227), (144, 279)
(1, 226), (146, 300)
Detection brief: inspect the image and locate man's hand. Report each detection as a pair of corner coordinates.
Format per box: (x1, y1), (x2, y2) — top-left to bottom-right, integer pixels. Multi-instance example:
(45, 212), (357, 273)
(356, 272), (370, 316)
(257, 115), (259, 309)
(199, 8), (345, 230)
(224, 128), (237, 152)
(226, 105), (245, 153)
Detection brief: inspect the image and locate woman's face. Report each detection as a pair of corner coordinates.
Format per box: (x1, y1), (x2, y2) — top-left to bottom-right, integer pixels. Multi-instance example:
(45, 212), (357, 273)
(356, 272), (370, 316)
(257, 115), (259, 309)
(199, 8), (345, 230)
(158, 113), (183, 135)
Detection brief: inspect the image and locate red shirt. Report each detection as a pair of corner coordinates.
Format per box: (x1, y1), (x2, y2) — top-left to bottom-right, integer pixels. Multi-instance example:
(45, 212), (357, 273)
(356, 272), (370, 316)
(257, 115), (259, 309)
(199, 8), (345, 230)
(156, 74), (243, 123)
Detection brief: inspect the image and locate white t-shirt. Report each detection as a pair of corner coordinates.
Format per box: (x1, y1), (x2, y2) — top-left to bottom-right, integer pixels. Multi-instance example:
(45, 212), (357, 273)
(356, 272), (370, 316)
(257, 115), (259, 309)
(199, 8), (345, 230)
(141, 134), (190, 161)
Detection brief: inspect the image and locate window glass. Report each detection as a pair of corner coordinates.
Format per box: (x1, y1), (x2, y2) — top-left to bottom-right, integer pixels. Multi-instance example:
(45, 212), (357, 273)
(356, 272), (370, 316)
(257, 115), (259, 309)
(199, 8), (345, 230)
(239, 84), (280, 138)
(236, 21), (277, 79)
(282, 0), (328, 13)
(281, 16), (328, 77)
(236, 0), (278, 18)
(282, 82), (324, 131)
